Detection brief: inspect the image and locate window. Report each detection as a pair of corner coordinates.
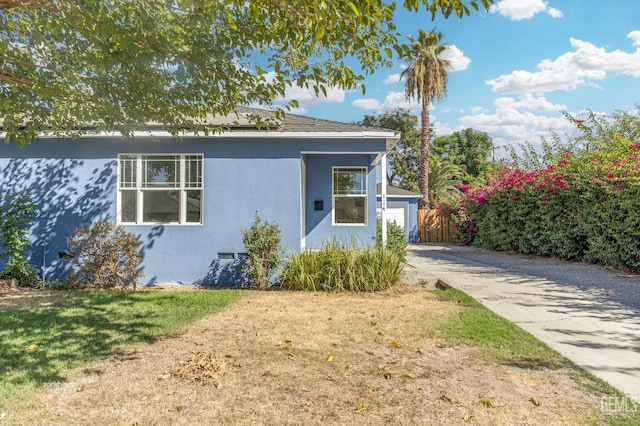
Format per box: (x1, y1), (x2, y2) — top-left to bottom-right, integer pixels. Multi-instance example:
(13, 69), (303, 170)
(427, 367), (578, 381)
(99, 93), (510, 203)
(333, 167), (367, 225)
(118, 154), (203, 224)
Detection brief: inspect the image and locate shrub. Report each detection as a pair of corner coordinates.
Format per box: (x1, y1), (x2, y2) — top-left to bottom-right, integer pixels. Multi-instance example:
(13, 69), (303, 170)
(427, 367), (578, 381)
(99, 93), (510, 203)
(445, 107), (640, 271)
(376, 218), (408, 263)
(0, 194), (38, 286)
(67, 220), (143, 289)
(281, 240), (403, 292)
(241, 213), (282, 289)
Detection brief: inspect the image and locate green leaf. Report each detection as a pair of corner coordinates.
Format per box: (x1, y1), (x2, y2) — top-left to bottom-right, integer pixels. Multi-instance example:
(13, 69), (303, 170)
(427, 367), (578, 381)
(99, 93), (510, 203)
(347, 2), (361, 16)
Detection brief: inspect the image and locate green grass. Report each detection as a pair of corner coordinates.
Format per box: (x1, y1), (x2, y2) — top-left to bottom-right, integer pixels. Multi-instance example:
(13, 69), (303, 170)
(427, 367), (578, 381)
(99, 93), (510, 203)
(0, 289), (243, 402)
(433, 288), (568, 367)
(433, 288), (640, 425)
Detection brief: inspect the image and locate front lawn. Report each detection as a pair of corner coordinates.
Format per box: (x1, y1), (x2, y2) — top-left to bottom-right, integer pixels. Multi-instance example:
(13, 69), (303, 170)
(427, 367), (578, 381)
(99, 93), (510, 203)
(0, 289), (242, 403)
(1, 288), (636, 425)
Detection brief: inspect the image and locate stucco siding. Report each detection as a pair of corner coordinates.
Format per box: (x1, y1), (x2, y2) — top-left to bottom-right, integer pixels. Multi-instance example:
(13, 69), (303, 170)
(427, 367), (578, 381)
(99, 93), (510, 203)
(1, 135), (387, 285)
(304, 154), (377, 249)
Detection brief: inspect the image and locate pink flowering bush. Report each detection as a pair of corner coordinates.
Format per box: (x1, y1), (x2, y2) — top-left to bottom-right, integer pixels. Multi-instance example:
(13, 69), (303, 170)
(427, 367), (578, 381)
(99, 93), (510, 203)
(446, 108), (640, 270)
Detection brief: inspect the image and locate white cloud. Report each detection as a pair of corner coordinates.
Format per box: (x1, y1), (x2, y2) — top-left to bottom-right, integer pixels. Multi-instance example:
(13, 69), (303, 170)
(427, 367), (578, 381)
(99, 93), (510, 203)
(352, 90), (420, 112)
(433, 118), (453, 136)
(547, 7), (563, 18)
(285, 106), (309, 115)
(441, 45), (471, 71)
(353, 98), (382, 110)
(494, 94), (566, 112)
(490, 0), (562, 21)
(384, 73), (402, 84)
(261, 72), (346, 107)
(486, 33), (640, 94)
(277, 84), (345, 106)
(455, 95), (572, 148)
(629, 30), (640, 47)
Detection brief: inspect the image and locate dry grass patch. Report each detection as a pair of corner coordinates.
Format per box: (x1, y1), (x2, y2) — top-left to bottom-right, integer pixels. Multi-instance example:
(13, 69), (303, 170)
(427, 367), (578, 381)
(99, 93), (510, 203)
(11, 289), (608, 425)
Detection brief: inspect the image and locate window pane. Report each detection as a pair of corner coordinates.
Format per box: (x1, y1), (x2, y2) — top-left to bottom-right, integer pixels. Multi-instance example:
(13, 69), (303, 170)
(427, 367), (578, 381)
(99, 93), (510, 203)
(185, 156), (202, 188)
(143, 190), (179, 223)
(119, 156), (137, 188)
(334, 197), (366, 224)
(186, 190), (202, 223)
(120, 190), (137, 222)
(143, 156), (179, 188)
(334, 168), (366, 195)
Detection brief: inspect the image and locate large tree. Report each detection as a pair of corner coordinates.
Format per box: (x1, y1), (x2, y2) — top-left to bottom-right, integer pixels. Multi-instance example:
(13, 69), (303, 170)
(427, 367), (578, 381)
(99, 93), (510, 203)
(433, 128), (493, 182)
(359, 110), (421, 188)
(401, 29), (451, 209)
(0, 0), (492, 146)
(359, 109), (462, 201)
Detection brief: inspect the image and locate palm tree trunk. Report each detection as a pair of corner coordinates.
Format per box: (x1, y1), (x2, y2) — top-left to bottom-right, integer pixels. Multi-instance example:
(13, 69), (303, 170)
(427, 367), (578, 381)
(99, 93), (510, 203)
(419, 96), (430, 210)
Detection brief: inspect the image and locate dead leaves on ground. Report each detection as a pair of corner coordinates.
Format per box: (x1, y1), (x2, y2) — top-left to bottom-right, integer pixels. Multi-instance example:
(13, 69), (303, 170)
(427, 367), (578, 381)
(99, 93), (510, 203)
(159, 352), (242, 387)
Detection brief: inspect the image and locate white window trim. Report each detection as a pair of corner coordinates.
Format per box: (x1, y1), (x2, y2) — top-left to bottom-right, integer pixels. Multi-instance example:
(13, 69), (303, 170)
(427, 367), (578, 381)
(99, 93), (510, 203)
(332, 166), (368, 226)
(117, 153), (204, 226)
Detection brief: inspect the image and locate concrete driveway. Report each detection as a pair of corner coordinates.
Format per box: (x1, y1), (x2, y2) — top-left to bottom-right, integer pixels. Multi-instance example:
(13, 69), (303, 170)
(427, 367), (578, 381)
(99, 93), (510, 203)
(406, 243), (640, 400)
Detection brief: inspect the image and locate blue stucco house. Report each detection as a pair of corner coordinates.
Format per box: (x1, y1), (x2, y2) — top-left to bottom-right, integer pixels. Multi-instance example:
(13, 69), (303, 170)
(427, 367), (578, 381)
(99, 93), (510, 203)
(0, 107), (400, 285)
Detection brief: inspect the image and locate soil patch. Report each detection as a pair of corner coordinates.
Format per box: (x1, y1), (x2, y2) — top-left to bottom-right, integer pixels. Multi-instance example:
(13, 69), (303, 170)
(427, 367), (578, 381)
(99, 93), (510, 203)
(10, 289), (605, 425)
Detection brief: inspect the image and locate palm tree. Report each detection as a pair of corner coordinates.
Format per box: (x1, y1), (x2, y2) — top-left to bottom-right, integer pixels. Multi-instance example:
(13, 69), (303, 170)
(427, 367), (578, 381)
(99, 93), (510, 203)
(428, 156), (462, 202)
(401, 29), (451, 209)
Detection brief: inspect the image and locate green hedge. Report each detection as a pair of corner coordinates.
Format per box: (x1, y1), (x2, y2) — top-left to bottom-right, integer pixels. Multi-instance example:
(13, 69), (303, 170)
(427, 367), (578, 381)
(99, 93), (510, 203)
(443, 123), (640, 271)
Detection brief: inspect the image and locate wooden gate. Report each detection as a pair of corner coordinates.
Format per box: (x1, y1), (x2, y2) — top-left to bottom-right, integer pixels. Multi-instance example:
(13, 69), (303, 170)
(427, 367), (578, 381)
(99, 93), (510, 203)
(417, 210), (453, 243)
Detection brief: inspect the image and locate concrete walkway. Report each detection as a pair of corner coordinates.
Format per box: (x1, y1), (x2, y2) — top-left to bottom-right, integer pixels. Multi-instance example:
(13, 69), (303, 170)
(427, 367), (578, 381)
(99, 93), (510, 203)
(406, 243), (640, 400)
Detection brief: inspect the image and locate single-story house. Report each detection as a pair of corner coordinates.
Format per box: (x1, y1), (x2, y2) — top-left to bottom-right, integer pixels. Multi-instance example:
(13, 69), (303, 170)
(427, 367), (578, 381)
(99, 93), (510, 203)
(376, 184), (421, 243)
(0, 107), (400, 285)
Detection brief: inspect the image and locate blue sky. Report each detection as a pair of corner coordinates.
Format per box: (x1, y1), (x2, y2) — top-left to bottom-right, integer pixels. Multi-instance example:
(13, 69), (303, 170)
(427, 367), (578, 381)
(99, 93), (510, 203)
(273, 0), (640, 153)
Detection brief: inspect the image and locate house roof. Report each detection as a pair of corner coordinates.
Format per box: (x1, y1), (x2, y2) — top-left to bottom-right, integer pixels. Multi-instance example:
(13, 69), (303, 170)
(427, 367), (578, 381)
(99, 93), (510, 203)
(1, 106), (393, 134)
(376, 183), (422, 198)
(1, 106), (401, 153)
(224, 106), (392, 134)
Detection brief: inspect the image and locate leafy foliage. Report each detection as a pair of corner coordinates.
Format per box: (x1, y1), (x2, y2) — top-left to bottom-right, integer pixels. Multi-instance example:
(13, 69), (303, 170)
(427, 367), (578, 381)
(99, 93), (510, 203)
(360, 110), (478, 202)
(0, 194), (37, 285)
(433, 128), (493, 181)
(444, 106), (640, 270)
(376, 218), (408, 263)
(428, 156), (462, 202)
(0, 0), (492, 146)
(359, 110), (421, 189)
(281, 240), (402, 292)
(67, 220), (144, 289)
(241, 213), (282, 289)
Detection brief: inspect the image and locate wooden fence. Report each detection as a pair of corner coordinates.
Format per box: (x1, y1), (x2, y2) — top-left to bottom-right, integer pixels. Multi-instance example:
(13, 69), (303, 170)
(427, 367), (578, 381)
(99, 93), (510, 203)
(417, 210), (454, 243)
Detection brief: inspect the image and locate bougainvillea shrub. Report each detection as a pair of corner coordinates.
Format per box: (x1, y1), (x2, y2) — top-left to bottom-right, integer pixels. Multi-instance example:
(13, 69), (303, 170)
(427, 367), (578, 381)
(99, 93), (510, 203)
(440, 109), (640, 271)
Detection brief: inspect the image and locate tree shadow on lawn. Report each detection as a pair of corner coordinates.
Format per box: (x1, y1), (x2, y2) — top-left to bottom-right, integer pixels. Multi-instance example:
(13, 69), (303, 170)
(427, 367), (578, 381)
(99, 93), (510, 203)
(0, 291), (183, 387)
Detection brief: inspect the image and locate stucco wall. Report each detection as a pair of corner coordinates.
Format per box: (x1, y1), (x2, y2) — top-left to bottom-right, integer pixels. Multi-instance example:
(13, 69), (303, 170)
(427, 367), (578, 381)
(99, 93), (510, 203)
(303, 154), (377, 249)
(1, 135), (387, 285)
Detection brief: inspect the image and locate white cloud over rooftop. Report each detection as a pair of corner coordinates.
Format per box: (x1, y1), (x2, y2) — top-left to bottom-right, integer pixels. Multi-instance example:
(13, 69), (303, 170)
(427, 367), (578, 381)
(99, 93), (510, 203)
(352, 91), (420, 112)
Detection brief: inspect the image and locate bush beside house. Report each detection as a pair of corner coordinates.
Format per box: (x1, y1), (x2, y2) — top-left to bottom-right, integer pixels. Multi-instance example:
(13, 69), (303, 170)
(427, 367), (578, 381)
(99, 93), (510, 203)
(0, 195), (38, 286)
(441, 118), (640, 271)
